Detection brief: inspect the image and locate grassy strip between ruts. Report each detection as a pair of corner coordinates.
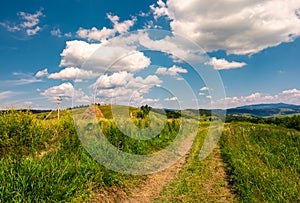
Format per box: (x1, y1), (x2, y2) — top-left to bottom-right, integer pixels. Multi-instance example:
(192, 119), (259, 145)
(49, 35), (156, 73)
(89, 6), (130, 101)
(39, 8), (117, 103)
(153, 123), (236, 203)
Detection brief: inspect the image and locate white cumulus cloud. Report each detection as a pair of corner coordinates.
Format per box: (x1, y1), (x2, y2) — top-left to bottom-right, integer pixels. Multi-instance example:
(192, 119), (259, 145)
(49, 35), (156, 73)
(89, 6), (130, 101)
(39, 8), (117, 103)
(59, 40), (99, 67)
(0, 9), (44, 36)
(151, 0), (300, 55)
(200, 86), (209, 91)
(51, 28), (62, 37)
(164, 96), (177, 101)
(35, 68), (49, 77)
(26, 26), (41, 36)
(41, 82), (88, 103)
(48, 67), (98, 81)
(156, 65), (188, 76)
(282, 88), (300, 95)
(92, 72), (162, 105)
(76, 13), (136, 42)
(206, 57), (247, 70)
(18, 9), (43, 28)
(212, 89), (300, 108)
(91, 71), (133, 88)
(59, 40), (151, 73)
(41, 82), (75, 99)
(150, 0), (170, 20)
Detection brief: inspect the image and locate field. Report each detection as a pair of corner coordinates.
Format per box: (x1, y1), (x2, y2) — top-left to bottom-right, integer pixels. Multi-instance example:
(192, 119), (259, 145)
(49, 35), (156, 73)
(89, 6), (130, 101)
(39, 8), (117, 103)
(0, 106), (299, 202)
(221, 123), (300, 202)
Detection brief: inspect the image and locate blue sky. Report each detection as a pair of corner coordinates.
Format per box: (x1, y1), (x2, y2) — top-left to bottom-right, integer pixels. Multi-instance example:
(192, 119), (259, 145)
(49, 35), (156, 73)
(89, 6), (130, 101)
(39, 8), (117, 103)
(1, 0), (300, 110)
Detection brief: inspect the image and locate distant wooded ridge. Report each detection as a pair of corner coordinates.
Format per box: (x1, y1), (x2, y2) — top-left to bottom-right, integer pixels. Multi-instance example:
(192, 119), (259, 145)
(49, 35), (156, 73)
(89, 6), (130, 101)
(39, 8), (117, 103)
(2, 103), (300, 118)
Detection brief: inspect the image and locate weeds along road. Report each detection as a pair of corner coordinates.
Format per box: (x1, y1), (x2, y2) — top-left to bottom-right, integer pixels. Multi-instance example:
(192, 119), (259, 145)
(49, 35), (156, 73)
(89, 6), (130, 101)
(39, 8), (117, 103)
(92, 125), (236, 203)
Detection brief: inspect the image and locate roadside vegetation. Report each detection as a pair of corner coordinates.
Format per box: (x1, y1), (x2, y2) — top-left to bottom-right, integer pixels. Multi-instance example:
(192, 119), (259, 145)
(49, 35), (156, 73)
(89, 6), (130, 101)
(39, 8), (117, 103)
(154, 122), (236, 202)
(0, 107), (193, 202)
(220, 123), (300, 202)
(0, 109), (113, 202)
(0, 106), (299, 202)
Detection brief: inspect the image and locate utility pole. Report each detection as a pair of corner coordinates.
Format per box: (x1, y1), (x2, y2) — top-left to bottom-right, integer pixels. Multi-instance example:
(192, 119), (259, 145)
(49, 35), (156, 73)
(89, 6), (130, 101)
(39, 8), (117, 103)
(57, 97), (62, 120)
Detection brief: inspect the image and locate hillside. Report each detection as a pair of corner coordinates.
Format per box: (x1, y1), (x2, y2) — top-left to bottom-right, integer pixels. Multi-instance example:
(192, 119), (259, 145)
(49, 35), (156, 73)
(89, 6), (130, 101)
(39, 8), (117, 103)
(226, 103), (300, 117)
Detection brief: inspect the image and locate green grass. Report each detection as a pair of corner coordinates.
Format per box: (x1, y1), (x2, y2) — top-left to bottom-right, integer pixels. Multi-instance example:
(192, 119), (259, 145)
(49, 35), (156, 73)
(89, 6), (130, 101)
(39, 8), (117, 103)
(220, 123), (300, 202)
(98, 104), (138, 119)
(1, 108), (299, 202)
(0, 108), (189, 202)
(154, 122), (235, 203)
(0, 109), (141, 202)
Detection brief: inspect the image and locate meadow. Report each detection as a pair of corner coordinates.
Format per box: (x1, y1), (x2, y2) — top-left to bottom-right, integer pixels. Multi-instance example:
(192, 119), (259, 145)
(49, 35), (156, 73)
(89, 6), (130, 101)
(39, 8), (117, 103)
(0, 106), (299, 202)
(0, 107), (195, 202)
(220, 123), (300, 202)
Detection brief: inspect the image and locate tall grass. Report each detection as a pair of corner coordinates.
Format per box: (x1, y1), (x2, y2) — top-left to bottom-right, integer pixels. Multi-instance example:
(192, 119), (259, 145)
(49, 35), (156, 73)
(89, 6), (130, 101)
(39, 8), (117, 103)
(0, 110), (107, 201)
(154, 122), (236, 202)
(220, 123), (300, 202)
(0, 108), (187, 202)
(98, 118), (181, 155)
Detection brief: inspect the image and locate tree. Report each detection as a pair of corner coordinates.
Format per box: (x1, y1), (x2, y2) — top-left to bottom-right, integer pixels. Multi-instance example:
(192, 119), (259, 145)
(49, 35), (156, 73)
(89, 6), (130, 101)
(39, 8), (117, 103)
(137, 105), (152, 119)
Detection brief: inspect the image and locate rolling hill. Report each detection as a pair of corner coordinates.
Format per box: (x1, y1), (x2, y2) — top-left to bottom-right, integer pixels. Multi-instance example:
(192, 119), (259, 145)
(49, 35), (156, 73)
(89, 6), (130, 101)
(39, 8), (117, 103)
(226, 103), (300, 117)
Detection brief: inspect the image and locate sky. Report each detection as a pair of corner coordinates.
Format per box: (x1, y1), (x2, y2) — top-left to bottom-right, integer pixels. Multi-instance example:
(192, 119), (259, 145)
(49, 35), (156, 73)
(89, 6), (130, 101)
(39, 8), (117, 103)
(1, 0), (300, 110)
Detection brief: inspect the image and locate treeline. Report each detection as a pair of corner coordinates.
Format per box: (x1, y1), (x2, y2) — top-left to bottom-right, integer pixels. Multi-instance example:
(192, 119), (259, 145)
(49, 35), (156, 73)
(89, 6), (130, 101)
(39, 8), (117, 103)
(225, 114), (300, 131)
(137, 105), (182, 119)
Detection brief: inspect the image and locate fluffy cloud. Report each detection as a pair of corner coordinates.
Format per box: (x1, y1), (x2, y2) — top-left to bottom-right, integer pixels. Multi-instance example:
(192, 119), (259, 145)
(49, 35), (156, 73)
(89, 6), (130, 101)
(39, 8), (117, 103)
(282, 88), (300, 95)
(26, 26), (41, 36)
(92, 72), (162, 90)
(60, 40), (99, 67)
(138, 33), (205, 62)
(18, 9), (43, 28)
(35, 68), (49, 77)
(91, 71), (133, 88)
(164, 96), (177, 101)
(206, 57), (247, 70)
(213, 92), (276, 108)
(200, 86), (209, 91)
(60, 31), (209, 77)
(41, 82), (75, 99)
(140, 98), (160, 104)
(143, 20), (161, 29)
(64, 32), (72, 37)
(41, 82), (89, 103)
(59, 40), (151, 73)
(77, 13), (136, 42)
(126, 75), (162, 89)
(150, 0), (170, 20)
(92, 72), (162, 105)
(151, 0), (300, 55)
(48, 67), (98, 81)
(51, 28), (62, 37)
(1, 9), (44, 36)
(156, 65), (188, 76)
(0, 23), (21, 32)
(212, 89), (300, 108)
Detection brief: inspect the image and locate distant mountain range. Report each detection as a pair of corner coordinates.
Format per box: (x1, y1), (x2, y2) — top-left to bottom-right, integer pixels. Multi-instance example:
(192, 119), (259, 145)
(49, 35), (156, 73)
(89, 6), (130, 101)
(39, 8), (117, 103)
(2, 103), (300, 118)
(226, 103), (300, 117)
